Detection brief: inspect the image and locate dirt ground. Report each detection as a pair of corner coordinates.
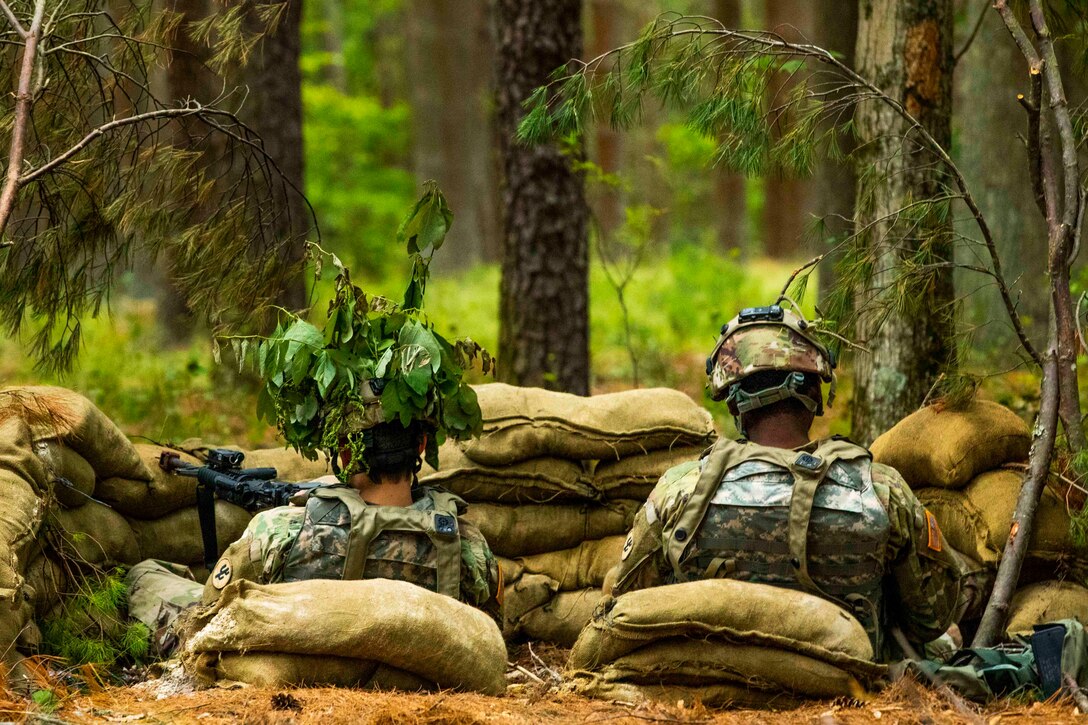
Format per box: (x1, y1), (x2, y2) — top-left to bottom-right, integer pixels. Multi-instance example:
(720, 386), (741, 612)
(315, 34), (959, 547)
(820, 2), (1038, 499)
(1, 646), (1083, 725)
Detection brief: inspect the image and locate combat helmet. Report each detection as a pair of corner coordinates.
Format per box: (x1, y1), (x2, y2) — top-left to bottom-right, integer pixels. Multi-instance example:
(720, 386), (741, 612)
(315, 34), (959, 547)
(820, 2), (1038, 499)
(705, 303), (836, 419)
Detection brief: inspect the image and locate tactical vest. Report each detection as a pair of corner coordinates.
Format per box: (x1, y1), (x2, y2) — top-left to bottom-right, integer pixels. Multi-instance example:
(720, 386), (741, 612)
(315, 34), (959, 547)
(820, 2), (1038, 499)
(280, 485), (464, 598)
(662, 437), (891, 652)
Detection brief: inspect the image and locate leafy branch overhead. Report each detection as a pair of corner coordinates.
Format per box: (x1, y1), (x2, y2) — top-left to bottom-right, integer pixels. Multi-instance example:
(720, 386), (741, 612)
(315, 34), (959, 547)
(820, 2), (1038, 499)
(248, 184), (491, 480)
(516, 13), (1039, 369)
(0, 0), (315, 370)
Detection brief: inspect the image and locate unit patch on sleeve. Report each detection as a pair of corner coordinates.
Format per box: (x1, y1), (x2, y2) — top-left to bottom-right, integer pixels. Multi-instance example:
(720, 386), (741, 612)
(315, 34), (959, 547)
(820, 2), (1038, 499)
(924, 510), (943, 553)
(211, 557), (234, 589)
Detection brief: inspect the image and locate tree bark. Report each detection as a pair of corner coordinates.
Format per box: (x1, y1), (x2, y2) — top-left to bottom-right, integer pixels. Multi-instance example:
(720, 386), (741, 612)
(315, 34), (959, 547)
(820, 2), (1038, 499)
(495, 0), (590, 395)
(850, 0), (955, 444)
(588, 0), (624, 238)
(761, 0), (813, 259)
(712, 0), (747, 252)
(406, 0), (499, 269)
(245, 0), (308, 312)
(812, 0), (858, 301)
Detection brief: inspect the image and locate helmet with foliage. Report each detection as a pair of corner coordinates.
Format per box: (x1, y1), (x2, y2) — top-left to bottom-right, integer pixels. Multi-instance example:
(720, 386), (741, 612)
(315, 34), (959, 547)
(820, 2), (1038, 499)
(706, 304), (835, 417)
(250, 184), (490, 482)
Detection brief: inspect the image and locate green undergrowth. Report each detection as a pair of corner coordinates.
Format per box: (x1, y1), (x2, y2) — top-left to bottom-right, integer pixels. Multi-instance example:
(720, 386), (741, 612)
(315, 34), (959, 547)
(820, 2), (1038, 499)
(39, 567), (150, 671)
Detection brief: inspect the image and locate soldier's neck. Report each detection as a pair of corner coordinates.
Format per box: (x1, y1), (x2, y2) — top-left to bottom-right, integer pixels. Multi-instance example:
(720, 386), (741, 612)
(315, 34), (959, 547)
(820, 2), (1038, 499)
(349, 472), (415, 507)
(744, 411), (812, 450)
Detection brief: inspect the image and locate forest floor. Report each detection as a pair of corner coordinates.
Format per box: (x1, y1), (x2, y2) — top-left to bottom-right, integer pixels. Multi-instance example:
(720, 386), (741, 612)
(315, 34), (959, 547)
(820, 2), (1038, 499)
(3, 646), (1083, 725)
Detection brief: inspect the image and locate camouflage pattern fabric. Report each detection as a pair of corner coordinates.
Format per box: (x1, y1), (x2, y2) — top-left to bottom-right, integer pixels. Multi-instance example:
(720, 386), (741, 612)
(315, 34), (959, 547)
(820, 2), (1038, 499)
(202, 485), (502, 624)
(609, 438), (966, 661)
(709, 324), (833, 401)
(125, 559), (204, 657)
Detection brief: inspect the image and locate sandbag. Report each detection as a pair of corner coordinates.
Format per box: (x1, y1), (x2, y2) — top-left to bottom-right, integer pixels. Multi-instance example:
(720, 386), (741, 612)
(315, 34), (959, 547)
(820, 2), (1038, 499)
(240, 447), (330, 482)
(421, 442), (595, 504)
(127, 502), (252, 565)
(461, 501), (638, 558)
(0, 418), (47, 597)
(3, 386), (151, 481)
(570, 579), (876, 669)
(22, 553), (69, 618)
(917, 470), (1088, 577)
(502, 573), (557, 638)
(517, 588), (601, 647)
(570, 580), (883, 706)
(516, 536), (625, 592)
(33, 442), (95, 509)
(207, 653), (433, 691)
(592, 447), (704, 500)
(48, 499), (140, 567)
(870, 401), (1029, 489)
(182, 578), (507, 694)
(569, 677), (805, 709)
(463, 384), (716, 466)
(95, 444), (201, 520)
(1006, 581), (1088, 636)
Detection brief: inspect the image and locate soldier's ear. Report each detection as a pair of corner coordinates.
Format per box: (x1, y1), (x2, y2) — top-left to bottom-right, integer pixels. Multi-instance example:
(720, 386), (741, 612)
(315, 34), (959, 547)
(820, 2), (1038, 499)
(418, 433), (429, 455)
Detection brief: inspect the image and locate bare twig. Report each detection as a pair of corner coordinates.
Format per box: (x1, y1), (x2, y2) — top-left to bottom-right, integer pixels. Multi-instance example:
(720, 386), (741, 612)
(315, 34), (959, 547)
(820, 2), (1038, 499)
(1065, 674), (1088, 713)
(0, 0), (26, 37)
(777, 254), (823, 302)
(0, 0), (44, 236)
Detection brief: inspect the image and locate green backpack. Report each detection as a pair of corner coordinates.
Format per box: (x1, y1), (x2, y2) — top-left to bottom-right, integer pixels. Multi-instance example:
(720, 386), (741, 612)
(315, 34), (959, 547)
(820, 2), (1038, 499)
(904, 620), (1088, 702)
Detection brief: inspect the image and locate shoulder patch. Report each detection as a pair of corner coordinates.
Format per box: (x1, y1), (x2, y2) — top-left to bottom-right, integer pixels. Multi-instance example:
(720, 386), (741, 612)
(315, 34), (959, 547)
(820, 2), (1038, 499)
(211, 557), (233, 589)
(924, 510), (943, 552)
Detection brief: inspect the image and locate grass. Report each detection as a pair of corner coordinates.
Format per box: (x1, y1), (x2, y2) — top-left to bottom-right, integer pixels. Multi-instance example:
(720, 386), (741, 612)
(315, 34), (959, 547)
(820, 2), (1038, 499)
(0, 249), (820, 444)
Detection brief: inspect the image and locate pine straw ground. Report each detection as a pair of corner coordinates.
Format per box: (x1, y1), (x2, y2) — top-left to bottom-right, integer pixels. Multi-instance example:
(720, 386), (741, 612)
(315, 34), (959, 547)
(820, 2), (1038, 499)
(1, 645), (1083, 725)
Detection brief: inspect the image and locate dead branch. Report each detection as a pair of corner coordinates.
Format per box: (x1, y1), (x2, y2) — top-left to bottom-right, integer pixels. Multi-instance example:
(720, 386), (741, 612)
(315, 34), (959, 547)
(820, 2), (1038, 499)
(777, 254), (823, 302)
(0, 0), (26, 37)
(972, 341), (1060, 646)
(0, 0), (44, 238)
(1065, 674), (1088, 713)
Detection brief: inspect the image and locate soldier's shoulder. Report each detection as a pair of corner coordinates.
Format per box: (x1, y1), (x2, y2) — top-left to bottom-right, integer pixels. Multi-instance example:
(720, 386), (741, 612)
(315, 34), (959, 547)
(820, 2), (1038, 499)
(648, 458), (702, 511)
(246, 505), (306, 544)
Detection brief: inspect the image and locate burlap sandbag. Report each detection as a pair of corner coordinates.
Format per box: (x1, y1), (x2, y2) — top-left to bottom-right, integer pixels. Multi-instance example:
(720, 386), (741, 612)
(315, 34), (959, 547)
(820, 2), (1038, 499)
(207, 653), (434, 690)
(592, 447), (705, 500)
(127, 502), (252, 565)
(570, 579), (876, 669)
(22, 553), (69, 618)
(238, 447), (329, 482)
(0, 417), (48, 597)
(517, 536), (625, 592)
(870, 401), (1029, 489)
(502, 573), (558, 638)
(572, 638), (862, 705)
(462, 501), (637, 558)
(1006, 581), (1088, 636)
(3, 386), (151, 481)
(33, 441), (95, 509)
(516, 588), (601, 647)
(420, 441), (594, 503)
(463, 384), (716, 466)
(570, 677), (805, 709)
(182, 578), (506, 694)
(49, 499), (140, 566)
(917, 470), (1088, 576)
(95, 444), (201, 520)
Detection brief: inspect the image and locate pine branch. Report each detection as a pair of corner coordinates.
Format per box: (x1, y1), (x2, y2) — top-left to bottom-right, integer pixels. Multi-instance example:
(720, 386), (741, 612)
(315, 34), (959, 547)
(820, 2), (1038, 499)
(0, 0), (45, 238)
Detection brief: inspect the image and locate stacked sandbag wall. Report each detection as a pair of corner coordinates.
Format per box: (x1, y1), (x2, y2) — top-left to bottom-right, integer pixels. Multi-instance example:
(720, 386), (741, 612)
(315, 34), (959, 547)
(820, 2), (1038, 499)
(0, 386), (329, 681)
(871, 399), (1088, 626)
(421, 383), (716, 646)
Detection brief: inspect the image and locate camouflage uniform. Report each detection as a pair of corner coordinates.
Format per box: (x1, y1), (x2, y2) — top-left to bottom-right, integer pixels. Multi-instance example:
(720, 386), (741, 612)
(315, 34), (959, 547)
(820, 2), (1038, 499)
(202, 484), (503, 624)
(611, 437), (964, 660)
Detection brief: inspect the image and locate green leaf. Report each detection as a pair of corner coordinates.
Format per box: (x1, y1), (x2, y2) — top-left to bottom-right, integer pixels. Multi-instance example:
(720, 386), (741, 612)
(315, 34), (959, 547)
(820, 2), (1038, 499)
(398, 320), (442, 372)
(315, 354), (336, 396)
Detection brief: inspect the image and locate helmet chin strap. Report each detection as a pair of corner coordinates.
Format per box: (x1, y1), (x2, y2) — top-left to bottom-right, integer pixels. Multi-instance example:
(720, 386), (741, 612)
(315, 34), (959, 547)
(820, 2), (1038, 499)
(727, 372), (823, 438)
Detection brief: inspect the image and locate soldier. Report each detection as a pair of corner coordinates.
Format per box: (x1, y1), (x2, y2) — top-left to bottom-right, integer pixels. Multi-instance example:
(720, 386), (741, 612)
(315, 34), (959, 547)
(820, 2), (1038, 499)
(608, 304), (964, 660)
(203, 388), (502, 624)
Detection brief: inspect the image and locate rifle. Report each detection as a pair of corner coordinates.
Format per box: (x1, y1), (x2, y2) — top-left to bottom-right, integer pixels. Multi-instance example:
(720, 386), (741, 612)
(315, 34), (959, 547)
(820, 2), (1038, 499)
(159, 448), (321, 568)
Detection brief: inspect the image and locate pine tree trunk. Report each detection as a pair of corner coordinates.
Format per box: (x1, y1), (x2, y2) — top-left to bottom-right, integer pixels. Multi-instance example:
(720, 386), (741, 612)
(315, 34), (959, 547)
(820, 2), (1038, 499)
(761, 0), (813, 259)
(406, 0), (499, 269)
(813, 0), (858, 301)
(851, 0), (955, 444)
(495, 0), (590, 395)
(712, 0), (747, 252)
(245, 0), (308, 311)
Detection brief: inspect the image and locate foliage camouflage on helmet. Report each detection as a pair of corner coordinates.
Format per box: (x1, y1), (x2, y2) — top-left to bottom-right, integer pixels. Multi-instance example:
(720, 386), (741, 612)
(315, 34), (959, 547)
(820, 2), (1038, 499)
(246, 183), (491, 482)
(707, 306), (833, 402)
